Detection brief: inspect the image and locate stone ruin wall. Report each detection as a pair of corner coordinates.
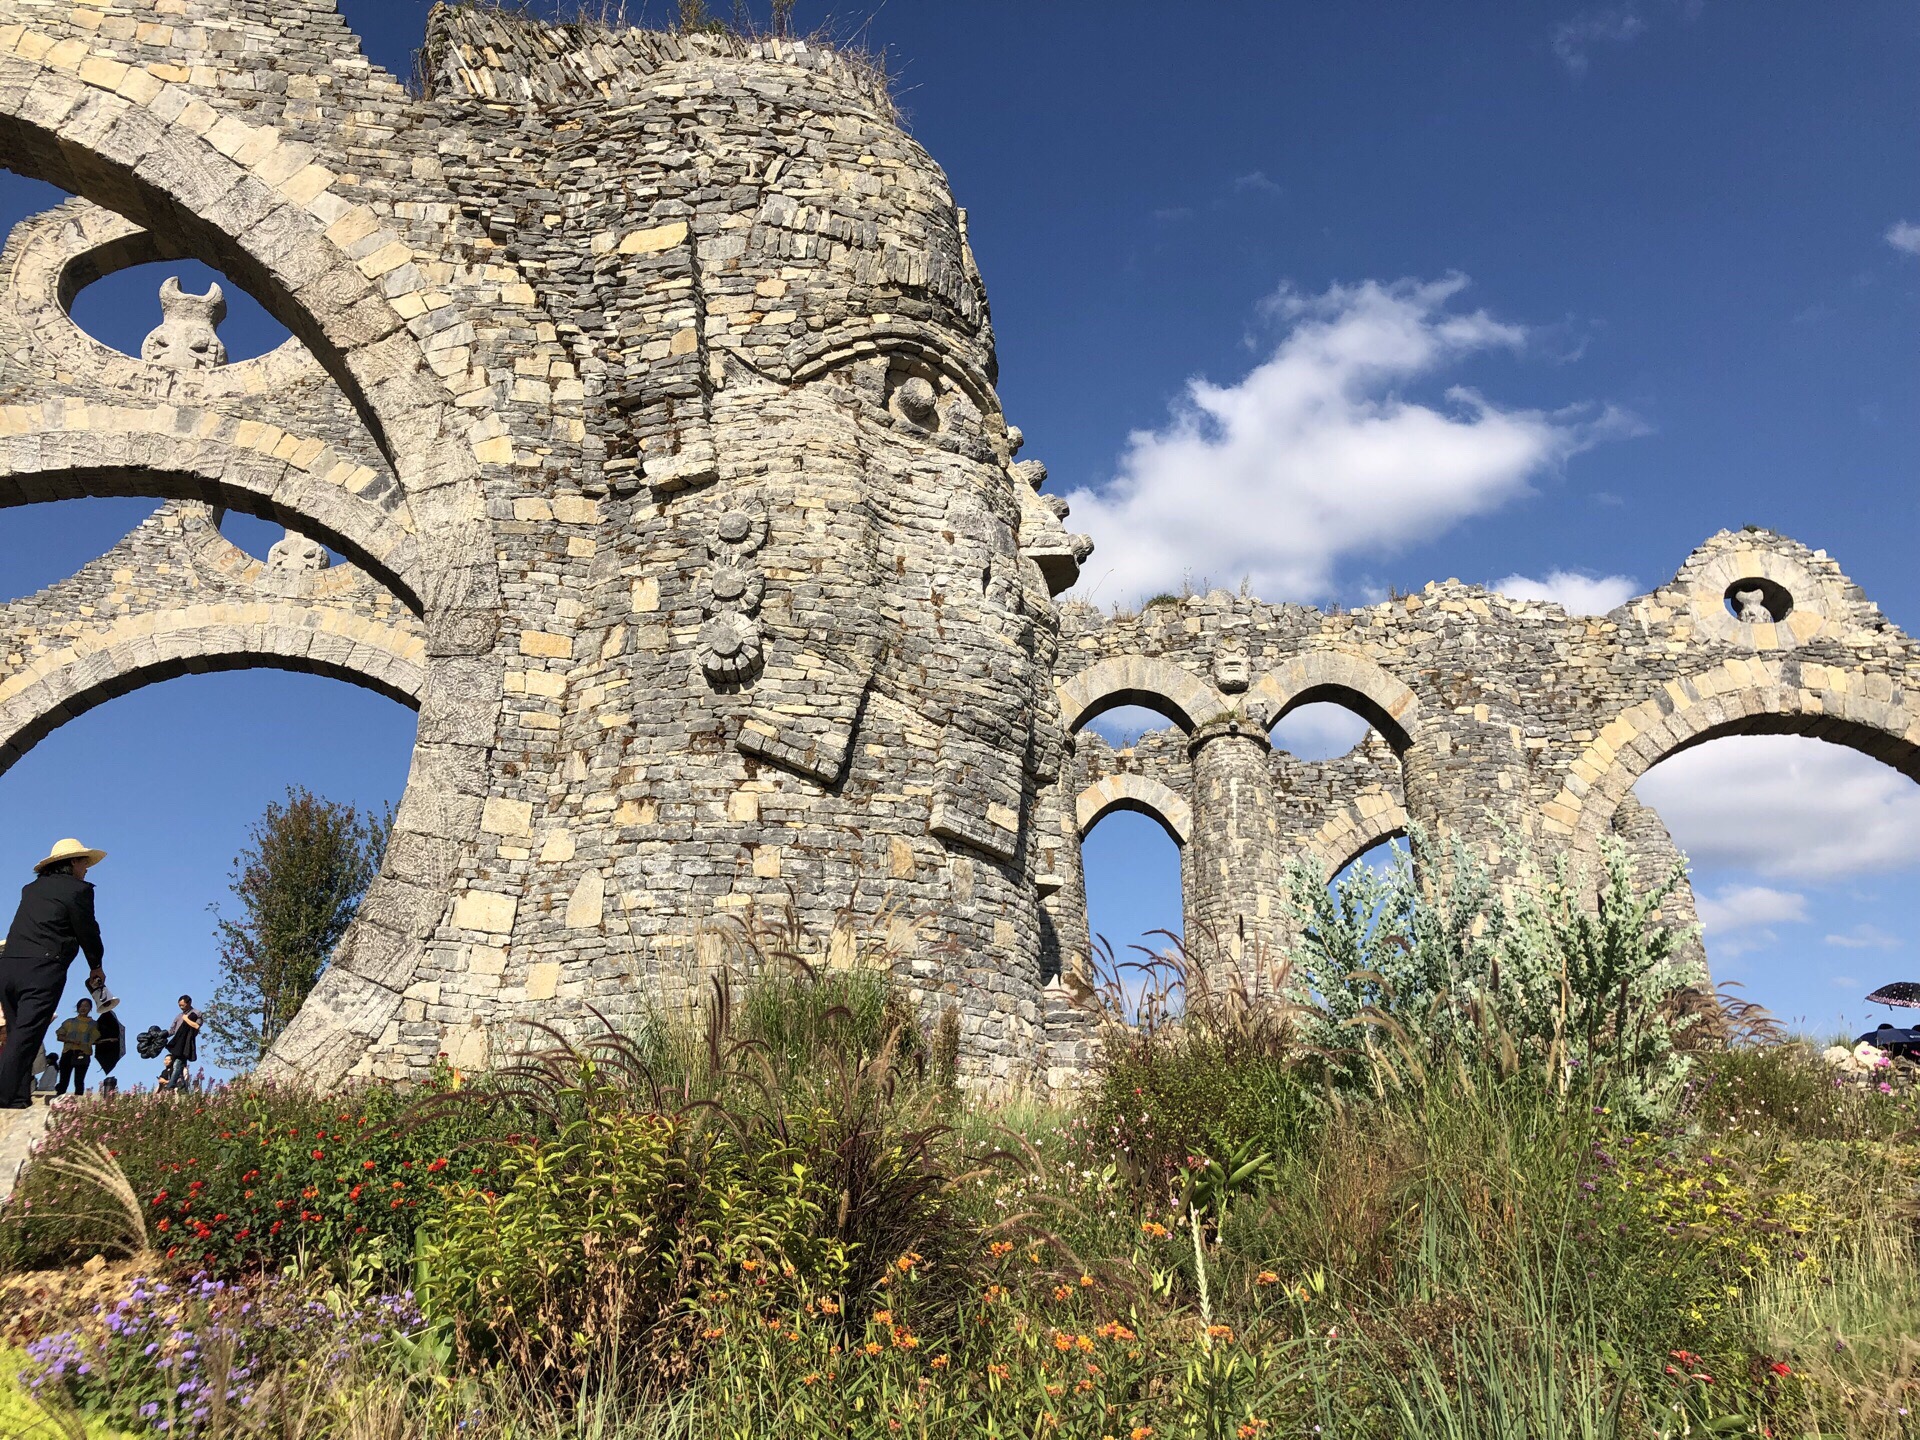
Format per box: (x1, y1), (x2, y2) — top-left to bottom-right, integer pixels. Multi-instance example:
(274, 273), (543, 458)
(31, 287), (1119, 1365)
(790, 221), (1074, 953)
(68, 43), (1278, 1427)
(0, 2), (1913, 1094)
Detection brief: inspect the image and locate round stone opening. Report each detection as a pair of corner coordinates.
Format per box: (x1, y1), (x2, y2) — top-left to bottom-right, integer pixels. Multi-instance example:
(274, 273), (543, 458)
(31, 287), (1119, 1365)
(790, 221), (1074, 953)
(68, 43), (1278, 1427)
(1725, 577), (1793, 625)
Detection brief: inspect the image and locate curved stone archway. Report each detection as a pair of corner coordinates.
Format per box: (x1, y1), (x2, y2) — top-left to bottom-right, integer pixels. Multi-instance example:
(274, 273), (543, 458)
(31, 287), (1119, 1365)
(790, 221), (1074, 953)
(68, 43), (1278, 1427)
(1247, 651), (1423, 753)
(1057, 654), (1223, 735)
(0, 411), (424, 611)
(1074, 772), (1192, 847)
(0, 601), (425, 775)
(1305, 788), (1411, 882)
(1542, 657), (1920, 866)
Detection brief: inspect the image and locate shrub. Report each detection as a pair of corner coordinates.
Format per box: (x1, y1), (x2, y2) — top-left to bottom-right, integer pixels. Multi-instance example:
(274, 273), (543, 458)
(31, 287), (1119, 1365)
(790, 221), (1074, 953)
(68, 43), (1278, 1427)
(416, 966), (961, 1391)
(2, 1076), (479, 1280)
(19, 1271), (419, 1437)
(1088, 947), (1314, 1205)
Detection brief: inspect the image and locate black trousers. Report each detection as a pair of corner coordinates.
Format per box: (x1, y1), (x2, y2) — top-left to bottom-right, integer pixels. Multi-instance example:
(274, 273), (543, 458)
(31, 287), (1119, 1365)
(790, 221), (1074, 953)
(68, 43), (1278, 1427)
(0, 956), (68, 1107)
(54, 1051), (89, 1096)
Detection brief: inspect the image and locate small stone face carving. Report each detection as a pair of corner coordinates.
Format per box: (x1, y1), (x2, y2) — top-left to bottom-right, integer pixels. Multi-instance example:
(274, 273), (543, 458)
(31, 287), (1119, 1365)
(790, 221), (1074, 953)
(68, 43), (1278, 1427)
(1213, 646), (1251, 693)
(266, 529), (330, 574)
(1732, 588), (1774, 623)
(140, 278), (228, 371)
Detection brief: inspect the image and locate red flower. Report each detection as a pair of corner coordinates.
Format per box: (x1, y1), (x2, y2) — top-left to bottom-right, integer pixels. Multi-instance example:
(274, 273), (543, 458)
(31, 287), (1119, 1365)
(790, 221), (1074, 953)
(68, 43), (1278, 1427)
(426, 1157), (449, 1173)
(311, 1149), (325, 1161)
(155, 1219), (171, 1233)
(1769, 1362), (1792, 1377)
(362, 1160), (377, 1172)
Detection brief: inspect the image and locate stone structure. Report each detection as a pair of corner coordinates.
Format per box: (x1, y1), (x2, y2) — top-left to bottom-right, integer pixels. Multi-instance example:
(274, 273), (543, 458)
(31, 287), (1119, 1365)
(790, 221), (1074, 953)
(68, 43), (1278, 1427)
(0, 3), (1913, 1093)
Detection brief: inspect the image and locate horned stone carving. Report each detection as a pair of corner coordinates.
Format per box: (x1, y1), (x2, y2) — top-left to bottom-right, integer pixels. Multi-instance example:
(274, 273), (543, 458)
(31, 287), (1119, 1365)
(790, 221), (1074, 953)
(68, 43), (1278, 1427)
(140, 278), (227, 371)
(266, 530), (330, 574)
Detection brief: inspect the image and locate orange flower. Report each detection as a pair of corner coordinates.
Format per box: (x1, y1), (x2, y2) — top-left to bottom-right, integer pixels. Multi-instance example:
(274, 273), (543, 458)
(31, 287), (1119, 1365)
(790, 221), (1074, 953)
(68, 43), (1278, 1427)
(874, 1309), (894, 1326)
(1131, 1427), (1155, 1440)
(801, 1373), (821, 1386)
(990, 1240), (1015, 1258)
(864, 1342), (884, 1357)
(1141, 1221), (1171, 1239)
(1206, 1325), (1235, 1342)
(930, 1355), (950, 1369)
(988, 1363), (1010, 1382)
(818, 1298), (841, 1315)
(1052, 1284), (1073, 1302)
(1054, 1331), (1075, 1353)
(701, 1327), (725, 1340)
(1255, 1270), (1280, 1286)
(1095, 1321), (1138, 1342)
(896, 1252), (921, 1273)
(1079, 1273), (1095, 1288)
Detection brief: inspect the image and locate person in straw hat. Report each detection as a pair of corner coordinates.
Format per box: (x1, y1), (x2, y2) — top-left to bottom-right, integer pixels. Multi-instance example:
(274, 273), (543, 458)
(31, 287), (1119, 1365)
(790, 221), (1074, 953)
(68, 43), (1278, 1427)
(0, 839), (108, 1108)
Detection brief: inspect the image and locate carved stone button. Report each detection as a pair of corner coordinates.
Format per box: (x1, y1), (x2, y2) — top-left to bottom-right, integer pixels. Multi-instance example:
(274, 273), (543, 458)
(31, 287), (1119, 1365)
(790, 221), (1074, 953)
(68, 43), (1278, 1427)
(708, 564), (764, 613)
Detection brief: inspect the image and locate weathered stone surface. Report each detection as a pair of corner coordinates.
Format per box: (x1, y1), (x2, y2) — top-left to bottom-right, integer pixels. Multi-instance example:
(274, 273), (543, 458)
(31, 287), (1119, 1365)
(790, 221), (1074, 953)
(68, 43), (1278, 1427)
(0, 2), (1913, 1093)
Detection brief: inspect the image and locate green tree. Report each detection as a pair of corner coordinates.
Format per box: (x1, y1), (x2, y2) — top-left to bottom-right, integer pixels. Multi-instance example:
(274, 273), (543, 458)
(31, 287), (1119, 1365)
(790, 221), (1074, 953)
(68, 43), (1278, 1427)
(209, 787), (390, 1070)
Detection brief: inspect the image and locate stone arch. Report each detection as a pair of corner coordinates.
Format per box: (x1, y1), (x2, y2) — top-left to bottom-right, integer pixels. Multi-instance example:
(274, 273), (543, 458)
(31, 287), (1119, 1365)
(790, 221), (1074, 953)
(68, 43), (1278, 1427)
(0, 412), (424, 612)
(1247, 651), (1423, 752)
(0, 601), (426, 776)
(1057, 654), (1222, 735)
(0, 196), (322, 399)
(1542, 658), (1920, 864)
(1075, 773), (1192, 847)
(0, 49), (422, 470)
(1304, 789), (1411, 882)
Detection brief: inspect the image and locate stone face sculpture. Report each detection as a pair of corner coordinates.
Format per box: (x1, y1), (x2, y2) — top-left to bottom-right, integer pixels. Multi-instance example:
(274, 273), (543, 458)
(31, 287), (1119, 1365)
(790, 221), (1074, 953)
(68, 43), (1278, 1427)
(1213, 646), (1252, 694)
(1732, 588), (1773, 623)
(139, 278), (226, 371)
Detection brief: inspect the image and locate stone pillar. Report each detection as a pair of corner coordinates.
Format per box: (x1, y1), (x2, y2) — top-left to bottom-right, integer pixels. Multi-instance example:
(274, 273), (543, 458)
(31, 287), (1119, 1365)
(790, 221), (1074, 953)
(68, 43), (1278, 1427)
(1185, 718), (1288, 992)
(1399, 713), (1532, 887)
(1610, 793), (1709, 980)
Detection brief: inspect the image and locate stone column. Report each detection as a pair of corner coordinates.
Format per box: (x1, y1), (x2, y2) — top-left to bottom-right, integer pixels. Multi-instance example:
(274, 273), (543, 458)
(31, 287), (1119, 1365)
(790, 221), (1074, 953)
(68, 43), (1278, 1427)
(1610, 793), (1709, 980)
(1185, 718), (1289, 993)
(1399, 713), (1532, 887)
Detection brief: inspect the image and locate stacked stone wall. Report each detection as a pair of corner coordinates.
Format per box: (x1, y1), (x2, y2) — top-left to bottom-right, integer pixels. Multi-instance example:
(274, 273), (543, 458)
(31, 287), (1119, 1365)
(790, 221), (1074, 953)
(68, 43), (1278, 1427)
(0, 1), (1912, 1090)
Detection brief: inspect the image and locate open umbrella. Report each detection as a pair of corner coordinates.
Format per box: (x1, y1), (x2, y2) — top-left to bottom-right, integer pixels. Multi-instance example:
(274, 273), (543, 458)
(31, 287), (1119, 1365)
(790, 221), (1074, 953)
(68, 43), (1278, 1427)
(1866, 982), (1920, 1009)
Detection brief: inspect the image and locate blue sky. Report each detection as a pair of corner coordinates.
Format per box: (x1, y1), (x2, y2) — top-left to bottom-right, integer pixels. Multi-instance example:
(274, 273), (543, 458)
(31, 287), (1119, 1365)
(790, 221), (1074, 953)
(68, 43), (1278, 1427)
(2, 0), (1917, 1063)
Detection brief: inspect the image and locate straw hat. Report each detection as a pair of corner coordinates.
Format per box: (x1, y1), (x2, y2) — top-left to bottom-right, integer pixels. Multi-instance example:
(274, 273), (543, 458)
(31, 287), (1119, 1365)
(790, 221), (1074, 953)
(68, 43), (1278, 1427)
(34, 838), (106, 873)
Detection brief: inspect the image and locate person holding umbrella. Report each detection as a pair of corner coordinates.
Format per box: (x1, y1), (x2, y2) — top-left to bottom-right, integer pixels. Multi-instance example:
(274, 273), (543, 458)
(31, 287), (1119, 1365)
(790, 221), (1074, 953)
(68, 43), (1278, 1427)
(0, 840), (108, 1109)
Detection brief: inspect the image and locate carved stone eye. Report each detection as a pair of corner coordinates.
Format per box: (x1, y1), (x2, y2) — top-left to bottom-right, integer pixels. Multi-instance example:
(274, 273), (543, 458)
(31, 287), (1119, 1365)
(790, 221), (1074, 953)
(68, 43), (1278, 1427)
(894, 375), (938, 427)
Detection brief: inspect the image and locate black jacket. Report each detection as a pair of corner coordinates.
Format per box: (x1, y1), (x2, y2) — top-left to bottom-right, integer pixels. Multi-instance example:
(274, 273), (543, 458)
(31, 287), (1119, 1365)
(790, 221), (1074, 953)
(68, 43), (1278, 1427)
(2, 871), (104, 972)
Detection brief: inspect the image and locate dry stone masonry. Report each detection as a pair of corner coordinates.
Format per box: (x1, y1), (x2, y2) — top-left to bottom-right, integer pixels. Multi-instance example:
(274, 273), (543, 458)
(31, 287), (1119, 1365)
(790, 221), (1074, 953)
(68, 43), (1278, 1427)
(0, 2), (1912, 1093)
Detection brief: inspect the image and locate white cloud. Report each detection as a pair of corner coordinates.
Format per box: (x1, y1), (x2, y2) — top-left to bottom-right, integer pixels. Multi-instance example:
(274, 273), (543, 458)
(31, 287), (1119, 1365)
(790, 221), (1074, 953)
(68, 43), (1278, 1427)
(1233, 170), (1283, 196)
(1065, 276), (1636, 607)
(1270, 702), (1373, 761)
(1552, 5), (1647, 73)
(1636, 736), (1920, 882)
(1887, 221), (1920, 257)
(1826, 925), (1904, 951)
(1696, 884), (1808, 935)
(1086, 704), (1178, 748)
(1491, 569), (1638, 614)
(1831, 975), (1861, 989)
